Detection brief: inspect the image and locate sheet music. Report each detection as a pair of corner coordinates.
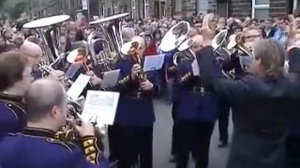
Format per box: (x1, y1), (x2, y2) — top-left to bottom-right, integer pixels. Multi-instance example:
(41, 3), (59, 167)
(101, 69), (120, 89)
(67, 74), (91, 100)
(143, 54), (165, 72)
(82, 91), (120, 125)
(191, 59), (200, 76)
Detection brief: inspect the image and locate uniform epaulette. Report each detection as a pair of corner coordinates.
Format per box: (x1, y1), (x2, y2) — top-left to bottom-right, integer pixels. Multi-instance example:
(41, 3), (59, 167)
(46, 138), (77, 152)
(82, 136), (101, 164)
(5, 102), (26, 119)
(180, 72), (192, 83)
(117, 75), (130, 85)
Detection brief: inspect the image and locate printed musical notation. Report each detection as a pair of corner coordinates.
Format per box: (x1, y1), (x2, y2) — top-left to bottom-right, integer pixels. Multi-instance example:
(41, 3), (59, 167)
(82, 91), (120, 125)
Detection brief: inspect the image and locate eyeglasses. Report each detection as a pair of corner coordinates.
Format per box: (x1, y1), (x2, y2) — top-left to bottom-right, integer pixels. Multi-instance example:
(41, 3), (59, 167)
(244, 35), (261, 41)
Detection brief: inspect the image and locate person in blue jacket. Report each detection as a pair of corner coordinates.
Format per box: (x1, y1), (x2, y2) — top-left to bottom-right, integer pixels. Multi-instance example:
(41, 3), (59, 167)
(175, 35), (218, 168)
(0, 51), (31, 137)
(0, 79), (108, 168)
(113, 36), (161, 168)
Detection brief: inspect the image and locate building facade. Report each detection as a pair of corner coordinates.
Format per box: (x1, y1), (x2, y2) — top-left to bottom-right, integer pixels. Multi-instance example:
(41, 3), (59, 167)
(210, 0), (300, 19)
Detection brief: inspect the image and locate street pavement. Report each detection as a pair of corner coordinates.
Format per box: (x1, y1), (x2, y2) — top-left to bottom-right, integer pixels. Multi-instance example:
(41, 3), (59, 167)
(104, 99), (233, 168)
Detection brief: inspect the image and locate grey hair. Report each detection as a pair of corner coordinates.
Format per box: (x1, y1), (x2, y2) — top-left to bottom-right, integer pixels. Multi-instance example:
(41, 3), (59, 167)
(253, 39), (286, 78)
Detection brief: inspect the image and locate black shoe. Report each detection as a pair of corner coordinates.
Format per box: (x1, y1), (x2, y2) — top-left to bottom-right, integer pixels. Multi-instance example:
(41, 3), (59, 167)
(169, 155), (177, 163)
(218, 141), (228, 148)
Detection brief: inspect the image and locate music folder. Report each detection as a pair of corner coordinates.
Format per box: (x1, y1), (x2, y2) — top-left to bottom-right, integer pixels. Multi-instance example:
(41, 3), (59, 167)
(143, 54), (165, 72)
(101, 69), (120, 89)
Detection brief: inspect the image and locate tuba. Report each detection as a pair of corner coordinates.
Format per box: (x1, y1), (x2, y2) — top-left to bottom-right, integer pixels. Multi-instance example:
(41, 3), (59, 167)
(88, 13), (129, 74)
(23, 15), (70, 65)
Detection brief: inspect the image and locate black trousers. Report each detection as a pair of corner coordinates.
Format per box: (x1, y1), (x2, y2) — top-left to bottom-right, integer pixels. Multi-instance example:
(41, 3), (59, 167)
(108, 125), (120, 162)
(176, 120), (214, 168)
(171, 101), (179, 156)
(118, 125), (153, 168)
(286, 135), (300, 168)
(218, 99), (230, 143)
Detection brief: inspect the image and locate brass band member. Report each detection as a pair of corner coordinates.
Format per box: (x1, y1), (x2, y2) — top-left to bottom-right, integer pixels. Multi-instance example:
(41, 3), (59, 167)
(114, 36), (160, 168)
(19, 41), (64, 81)
(175, 35), (217, 168)
(0, 79), (108, 168)
(0, 52), (32, 136)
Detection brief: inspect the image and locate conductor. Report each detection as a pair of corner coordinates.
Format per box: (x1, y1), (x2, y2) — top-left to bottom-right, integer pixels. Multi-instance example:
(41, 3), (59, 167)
(197, 37), (300, 168)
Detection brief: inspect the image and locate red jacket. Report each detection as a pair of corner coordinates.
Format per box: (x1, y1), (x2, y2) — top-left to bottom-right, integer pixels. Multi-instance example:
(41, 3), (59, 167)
(144, 40), (158, 56)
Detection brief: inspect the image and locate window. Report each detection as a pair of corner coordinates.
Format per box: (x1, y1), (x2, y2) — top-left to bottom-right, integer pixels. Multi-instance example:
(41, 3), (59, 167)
(252, 0), (269, 20)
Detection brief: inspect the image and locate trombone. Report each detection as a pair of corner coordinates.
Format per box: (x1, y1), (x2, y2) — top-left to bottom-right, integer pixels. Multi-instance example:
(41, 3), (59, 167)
(227, 32), (254, 58)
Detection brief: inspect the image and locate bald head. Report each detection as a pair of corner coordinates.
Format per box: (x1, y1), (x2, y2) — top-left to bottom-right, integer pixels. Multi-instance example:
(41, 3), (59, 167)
(191, 35), (204, 53)
(25, 79), (66, 121)
(20, 41), (42, 58)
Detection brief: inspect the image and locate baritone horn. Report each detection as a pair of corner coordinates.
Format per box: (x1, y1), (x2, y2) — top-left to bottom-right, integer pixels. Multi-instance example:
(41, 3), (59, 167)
(159, 21), (191, 52)
(173, 38), (195, 66)
(212, 29), (231, 60)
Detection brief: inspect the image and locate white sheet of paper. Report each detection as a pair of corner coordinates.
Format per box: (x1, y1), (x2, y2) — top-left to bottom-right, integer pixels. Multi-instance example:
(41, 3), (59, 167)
(81, 91), (120, 125)
(143, 54), (165, 72)
(67, 74), (91, 100)
(191, 59), (200, 76)
(101, 69), (121, 89)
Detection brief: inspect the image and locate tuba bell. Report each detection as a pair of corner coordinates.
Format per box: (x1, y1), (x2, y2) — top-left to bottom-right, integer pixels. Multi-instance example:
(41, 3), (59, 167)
(23, 15), (70, 65)
(88, 13), (130, 73)
(172, 38), (195, 66)
(159, 21), (191, 52)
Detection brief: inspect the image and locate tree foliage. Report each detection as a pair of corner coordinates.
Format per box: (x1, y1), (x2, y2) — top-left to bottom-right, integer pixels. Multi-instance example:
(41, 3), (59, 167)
(0, 0), (7, 9)
(9, 2), (29, 19)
